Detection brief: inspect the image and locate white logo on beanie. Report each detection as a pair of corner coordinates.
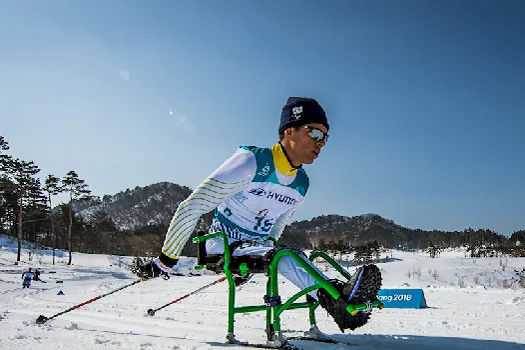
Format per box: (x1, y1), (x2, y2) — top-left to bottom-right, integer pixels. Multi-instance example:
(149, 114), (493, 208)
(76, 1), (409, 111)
(292, 106), (303, 120)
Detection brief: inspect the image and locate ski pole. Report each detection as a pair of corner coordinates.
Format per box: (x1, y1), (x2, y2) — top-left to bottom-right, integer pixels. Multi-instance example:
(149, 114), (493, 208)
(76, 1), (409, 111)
(36, 278), (143, 324)
(147, 275), (227, 316)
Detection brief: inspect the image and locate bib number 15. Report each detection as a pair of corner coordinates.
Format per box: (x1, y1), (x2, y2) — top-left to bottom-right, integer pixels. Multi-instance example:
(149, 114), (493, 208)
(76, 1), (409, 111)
(254, 215), (273, 232)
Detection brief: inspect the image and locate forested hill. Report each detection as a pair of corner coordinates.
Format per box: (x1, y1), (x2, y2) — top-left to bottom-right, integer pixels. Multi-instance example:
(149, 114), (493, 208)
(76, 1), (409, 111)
(281, 214), (413, 248)
(73, 182), (193, 231)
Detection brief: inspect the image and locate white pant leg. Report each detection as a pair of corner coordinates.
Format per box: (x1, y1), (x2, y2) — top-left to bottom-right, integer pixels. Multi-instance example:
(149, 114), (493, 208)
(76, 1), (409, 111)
(206, 239), (328, 299)
(276, 255), (328, 299)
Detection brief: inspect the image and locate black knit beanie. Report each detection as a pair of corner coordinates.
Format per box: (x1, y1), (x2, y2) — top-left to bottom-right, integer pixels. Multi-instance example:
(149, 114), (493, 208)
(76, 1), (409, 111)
(278, 97), (329, 135)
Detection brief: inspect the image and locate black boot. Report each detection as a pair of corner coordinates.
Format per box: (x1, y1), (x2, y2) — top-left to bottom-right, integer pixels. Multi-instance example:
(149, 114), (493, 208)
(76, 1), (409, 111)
(343, 264), (382, 305)
(233, 273), (254, 287)
(317, 264), (382, 332)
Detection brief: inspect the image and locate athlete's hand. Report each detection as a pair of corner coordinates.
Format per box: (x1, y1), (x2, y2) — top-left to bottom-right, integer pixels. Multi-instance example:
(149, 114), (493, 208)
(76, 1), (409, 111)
(136, 257), (175, 280)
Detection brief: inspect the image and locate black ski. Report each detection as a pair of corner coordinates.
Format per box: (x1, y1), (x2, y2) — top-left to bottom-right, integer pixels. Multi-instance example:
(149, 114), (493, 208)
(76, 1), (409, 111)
(236, 337), (356, 349)
(288, 336), (358, 347)
(232, 342), (301, 350)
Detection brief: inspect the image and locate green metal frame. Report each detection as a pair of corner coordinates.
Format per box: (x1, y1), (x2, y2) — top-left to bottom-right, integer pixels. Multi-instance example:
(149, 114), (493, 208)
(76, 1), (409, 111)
(192, 231), (383, 342)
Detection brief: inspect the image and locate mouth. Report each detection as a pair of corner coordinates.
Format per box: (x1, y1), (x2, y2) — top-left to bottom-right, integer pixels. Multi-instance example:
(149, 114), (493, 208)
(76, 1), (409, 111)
(312, 150), (320, 157)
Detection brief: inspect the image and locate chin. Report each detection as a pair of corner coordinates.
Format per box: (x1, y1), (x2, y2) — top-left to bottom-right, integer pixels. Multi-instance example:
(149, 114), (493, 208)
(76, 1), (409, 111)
(303, 158), (315, 165)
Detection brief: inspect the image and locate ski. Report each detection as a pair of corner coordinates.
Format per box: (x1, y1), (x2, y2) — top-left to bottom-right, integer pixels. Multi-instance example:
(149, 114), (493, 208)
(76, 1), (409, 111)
(230, 341), (302, 350)
(288, 336), (358, 347)
(232, 337), (355, 349)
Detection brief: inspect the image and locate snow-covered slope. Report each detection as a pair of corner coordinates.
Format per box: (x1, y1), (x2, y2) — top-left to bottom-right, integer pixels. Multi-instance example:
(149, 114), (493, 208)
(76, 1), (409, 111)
(1, 235), (524, 349)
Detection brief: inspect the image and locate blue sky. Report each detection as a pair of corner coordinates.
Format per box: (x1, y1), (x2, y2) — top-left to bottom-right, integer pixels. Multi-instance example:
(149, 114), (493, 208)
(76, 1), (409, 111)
(1, 1), (524, 235)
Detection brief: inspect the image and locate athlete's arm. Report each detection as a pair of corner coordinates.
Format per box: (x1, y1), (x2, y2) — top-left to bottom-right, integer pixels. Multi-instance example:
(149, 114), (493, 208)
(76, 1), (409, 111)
(160, 148), (256, 262)
(268, 192), (307, 241)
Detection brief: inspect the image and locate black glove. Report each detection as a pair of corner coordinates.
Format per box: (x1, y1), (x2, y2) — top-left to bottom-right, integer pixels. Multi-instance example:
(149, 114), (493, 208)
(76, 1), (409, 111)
(135, 253), (178, 280)
(136, 259), (168, 280)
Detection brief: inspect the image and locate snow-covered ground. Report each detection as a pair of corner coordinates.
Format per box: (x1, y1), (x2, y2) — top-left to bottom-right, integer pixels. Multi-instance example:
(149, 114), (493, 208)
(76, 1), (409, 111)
(1, 234), (524, 350)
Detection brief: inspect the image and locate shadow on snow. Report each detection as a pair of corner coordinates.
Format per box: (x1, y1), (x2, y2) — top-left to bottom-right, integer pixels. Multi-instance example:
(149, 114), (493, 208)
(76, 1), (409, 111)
(207, 333), (523, 350)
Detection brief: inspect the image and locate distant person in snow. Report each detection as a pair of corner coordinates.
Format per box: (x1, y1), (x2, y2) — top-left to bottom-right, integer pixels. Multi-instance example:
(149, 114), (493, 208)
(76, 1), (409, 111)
(22, 267), (34, 288)
(33, 268), (41, 281)
(137, 97), (382, 331)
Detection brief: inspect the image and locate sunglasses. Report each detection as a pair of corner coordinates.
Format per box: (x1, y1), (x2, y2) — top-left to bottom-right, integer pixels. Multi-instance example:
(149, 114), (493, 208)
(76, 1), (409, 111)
(301, 125), (329, 143)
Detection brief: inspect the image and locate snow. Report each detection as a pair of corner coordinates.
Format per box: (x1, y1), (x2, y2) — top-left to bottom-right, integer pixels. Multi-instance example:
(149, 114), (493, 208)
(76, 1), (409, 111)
(1, 235), (524, 350)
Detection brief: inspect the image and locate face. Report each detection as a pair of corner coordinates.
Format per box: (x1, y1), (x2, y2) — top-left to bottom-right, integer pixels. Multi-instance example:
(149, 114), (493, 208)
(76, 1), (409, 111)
(285, 122), (328, 165)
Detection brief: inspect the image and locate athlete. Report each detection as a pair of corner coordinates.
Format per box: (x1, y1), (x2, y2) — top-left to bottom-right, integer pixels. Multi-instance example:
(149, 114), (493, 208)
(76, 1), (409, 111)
(138, 97), (381, 331)
(22, 267), (34, 288)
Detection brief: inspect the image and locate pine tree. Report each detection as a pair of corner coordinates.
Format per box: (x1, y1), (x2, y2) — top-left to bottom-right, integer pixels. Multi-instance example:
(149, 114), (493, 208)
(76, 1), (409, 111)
(0, 136), (9, 154)
(0, 157), (40, 261)
(0, 136), (12, 235)
(24, 177), (47, 261)
(43, 174), (63, 265)
(61, 171), (91, 265)
(0, 177), (17, 236)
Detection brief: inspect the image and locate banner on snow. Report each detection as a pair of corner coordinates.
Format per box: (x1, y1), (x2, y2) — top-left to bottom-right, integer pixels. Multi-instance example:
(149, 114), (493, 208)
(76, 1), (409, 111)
(376, 289), (427, 308)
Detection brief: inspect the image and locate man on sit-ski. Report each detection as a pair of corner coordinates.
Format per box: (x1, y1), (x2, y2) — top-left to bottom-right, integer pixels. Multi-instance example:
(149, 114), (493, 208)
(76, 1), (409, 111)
(138, 97), (382, 331)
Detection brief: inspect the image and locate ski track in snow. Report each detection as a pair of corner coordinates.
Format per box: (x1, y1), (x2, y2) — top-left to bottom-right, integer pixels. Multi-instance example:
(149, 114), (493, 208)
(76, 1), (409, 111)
(1, 239), (524, 350)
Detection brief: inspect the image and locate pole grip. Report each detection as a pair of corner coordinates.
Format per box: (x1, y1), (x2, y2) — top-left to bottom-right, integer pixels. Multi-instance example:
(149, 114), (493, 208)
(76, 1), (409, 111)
(197, 230), (207, 265)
